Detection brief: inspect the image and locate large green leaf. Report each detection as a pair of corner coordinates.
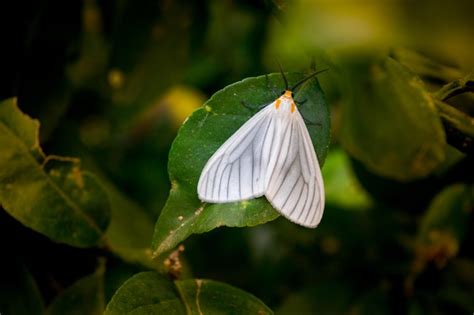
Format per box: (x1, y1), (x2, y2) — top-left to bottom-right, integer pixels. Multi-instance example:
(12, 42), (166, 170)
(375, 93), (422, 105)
(152, 72), (330, 258)
(47, 262), (105, 315)
(0, 98), (110, 247)
(339, 57), (446, 180)
(104, 271), (273, 315)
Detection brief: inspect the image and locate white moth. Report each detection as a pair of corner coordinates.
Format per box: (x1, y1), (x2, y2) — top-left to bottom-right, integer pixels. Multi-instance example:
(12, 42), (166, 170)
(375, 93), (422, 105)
(197, 71), (326, 228)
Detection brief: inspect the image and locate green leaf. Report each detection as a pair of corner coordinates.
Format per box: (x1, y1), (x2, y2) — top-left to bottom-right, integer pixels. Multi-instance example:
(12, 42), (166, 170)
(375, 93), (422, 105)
(0, 98), (110, 247)
(0, 259), (45, 315)
(152, 72), (330, 258)
(47, 262), (106, 315)
(415, 184), (473, 266)
(419, 184), (472, 243)
(103, 261), (146, 305)
(104, 272), (185, 315)
(105, 271), (273, 315)
(339, 57), (446, 180)
(175, 279), (273, 315)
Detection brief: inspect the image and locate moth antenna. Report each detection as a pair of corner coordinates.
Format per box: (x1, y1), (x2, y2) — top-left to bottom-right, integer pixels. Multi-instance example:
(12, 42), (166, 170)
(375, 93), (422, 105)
(291, 68), (329, 91)
(277, 60), (289, 90)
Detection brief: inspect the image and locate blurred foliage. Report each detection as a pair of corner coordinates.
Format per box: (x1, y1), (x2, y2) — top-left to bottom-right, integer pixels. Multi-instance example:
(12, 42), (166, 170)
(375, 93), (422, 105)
(339, 56), (446, 180)
(0, 0), (473, 314)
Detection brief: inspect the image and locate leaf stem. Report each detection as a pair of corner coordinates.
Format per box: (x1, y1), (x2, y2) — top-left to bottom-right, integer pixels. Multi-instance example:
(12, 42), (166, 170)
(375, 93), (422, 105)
(434, 99), (474, 154)
(433, 73), (474, 101)
(430, 74), (474, 154)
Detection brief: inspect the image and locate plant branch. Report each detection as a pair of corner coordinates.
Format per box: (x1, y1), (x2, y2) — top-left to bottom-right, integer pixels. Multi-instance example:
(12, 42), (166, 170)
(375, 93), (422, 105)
(434, 99), (474, 154)
(433, 73), (474, 101)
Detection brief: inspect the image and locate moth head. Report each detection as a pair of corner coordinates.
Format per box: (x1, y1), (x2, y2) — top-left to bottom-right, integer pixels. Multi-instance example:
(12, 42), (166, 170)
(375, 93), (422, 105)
(280, 90), (293, 99)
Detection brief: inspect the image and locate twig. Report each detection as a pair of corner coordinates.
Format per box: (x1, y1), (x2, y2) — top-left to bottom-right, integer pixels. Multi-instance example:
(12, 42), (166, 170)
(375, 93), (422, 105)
(433, 73), (474, 101)
(434, 99), (474, 154)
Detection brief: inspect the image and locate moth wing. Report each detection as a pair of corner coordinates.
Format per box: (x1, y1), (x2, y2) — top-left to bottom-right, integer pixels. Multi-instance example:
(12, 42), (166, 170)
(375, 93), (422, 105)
(265, 110), (325, 228)
(198, 103), (279, 202)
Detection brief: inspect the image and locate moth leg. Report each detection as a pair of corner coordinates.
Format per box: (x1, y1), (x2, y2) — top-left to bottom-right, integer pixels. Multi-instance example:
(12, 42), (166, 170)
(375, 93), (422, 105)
(240, 74), (279, 112)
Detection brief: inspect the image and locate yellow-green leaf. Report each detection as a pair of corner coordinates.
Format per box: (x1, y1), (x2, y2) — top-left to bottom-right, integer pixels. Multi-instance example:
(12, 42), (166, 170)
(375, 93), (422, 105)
(339, 57), (446, 180)
(0, 98), (110, 247)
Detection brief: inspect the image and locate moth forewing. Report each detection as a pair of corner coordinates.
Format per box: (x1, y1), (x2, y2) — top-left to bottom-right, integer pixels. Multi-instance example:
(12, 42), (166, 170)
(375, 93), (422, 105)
(197, 74), (326, 228)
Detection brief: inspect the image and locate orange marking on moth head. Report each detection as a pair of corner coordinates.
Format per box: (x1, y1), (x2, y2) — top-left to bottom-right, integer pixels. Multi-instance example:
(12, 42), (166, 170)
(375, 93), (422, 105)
(291, 102), (296, 113)
(284, 90), (293, 99)
(275, 99), (281, 109)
